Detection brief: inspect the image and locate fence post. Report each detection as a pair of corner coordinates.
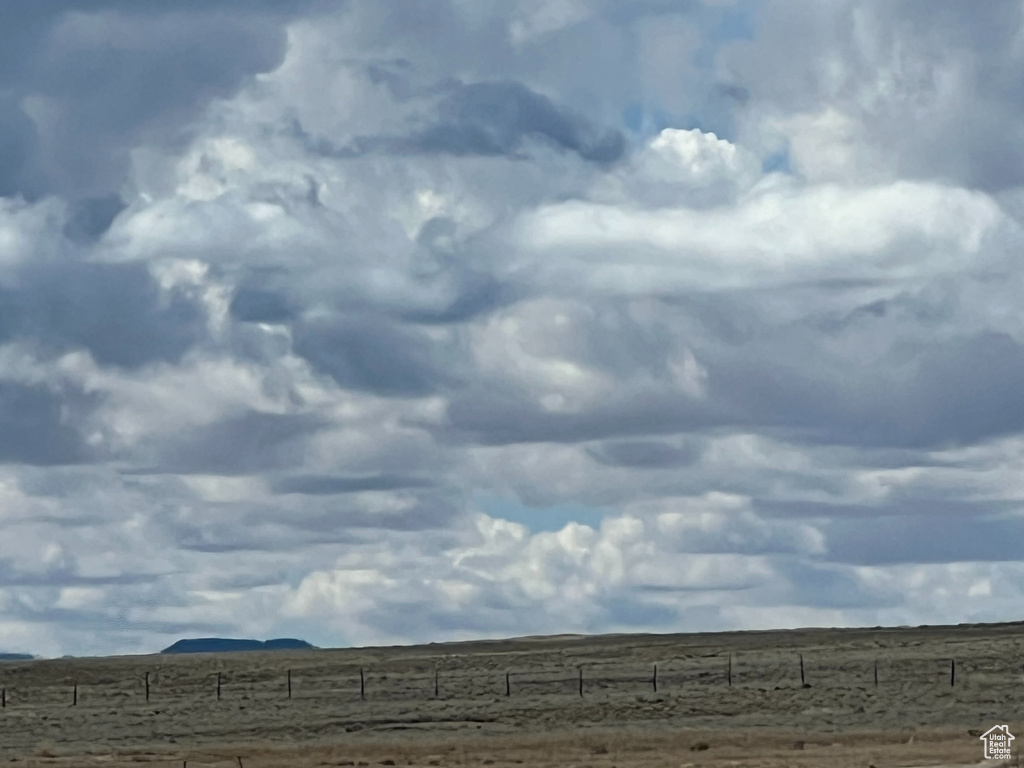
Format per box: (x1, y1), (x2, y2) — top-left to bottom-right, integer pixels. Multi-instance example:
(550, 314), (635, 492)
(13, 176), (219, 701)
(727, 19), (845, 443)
(145, 671), (150, 703)
(950, 658), (955, 687)
(434, 667), (439, 698)
(578, 666), (584, 697)
(652, 663), (658, 693)
(799, 654), (805, 686)
(360, 668), (365, 700)
(2, 688), (5, 708)
(727, 654), (732, 687)
(505, 671), (510, 697)
(287, 669), (292, 700)
(217, 672), (222, 701)
(874, 659), (878, 687)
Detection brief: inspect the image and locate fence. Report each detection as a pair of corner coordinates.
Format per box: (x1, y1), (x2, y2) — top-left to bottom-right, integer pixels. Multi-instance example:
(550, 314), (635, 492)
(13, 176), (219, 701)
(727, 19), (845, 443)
(0, 651), (982, 710)
(3, 644), (1019, 767)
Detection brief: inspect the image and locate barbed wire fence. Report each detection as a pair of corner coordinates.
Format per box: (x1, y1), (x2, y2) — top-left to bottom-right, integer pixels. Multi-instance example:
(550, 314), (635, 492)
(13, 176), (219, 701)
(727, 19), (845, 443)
(0, 649), (986, 711)
(3, 646), (1019, 767)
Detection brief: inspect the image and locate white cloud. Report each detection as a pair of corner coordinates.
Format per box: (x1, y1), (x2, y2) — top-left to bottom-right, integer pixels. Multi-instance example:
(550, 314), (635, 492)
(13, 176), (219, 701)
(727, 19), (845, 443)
(594, 128), (761, 207)
(515, 178), (1005, 293)
(768, 107), (886, 183)
(2, 0), (1024, 657)
(0, 198), (65, 274)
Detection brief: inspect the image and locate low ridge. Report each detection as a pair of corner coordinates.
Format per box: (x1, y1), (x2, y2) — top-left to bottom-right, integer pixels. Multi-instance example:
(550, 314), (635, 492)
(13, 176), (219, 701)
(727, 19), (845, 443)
(160, 638), (315, 654)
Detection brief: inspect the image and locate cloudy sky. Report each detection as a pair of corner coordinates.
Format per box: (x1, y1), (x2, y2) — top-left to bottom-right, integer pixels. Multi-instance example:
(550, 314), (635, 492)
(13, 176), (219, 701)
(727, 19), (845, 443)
(2, 0), (1024, 658)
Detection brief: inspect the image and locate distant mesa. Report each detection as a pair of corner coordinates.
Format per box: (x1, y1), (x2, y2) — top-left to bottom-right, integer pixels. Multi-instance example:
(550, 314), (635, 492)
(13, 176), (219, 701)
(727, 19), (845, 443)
(160, 638), (315, 654)
(0, 653), (35, 661)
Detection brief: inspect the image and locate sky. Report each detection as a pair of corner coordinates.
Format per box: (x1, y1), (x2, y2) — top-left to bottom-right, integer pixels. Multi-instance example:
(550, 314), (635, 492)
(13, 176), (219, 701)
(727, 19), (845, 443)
(2, 0), (1024, 658)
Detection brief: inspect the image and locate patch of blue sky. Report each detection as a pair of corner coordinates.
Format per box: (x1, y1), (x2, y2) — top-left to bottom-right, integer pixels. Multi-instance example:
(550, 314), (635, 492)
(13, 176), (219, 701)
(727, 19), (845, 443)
(762, 150), (791, 174)
(715, 1), (758, 42)
(475, 495), (610, 533)
(621, 0), (760, 145)
(622, 102), (675, 137)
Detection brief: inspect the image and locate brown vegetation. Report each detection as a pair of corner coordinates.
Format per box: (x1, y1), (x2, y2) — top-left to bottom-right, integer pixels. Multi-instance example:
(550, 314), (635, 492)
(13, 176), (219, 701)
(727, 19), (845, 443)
(1, 622), (1022, 767)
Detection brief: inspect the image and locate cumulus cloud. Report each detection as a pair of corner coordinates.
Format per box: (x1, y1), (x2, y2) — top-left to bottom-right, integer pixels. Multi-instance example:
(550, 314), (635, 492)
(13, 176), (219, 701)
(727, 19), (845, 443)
(2, 0), (1024, 657)
(721, 0), (1024, 190)
(1, 2), (309, 201)
(513, 177), (1004, 293)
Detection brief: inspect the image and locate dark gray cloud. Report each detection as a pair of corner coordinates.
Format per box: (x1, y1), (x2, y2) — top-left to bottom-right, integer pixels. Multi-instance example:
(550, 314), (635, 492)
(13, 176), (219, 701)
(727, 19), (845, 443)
(754, 498), (1023, 521)
(258, 490), (462, 532)
(406, 81), (626, 163)
(301, 79), (626, 164)
(227, 245), (515, 328)
(145, 411), (328, 475)
(825, 514), (1024, 566)
(0, 381), (94, 466)
(293, 316), (460, 397)
(708, 331), (1024, 450)
(439, 310), (1024, 454)
(398, 266), (515, 325)
(0, 93), (47, 200)
(271, 473), (434, 495)
(2, 261), (207, 369)
(441, 383), (715, 446)
(586, 439), (702, 469)
(170, 518), (361, 554)
(167, 490), (458, 555)
(11, 466), (113, 498)
(61, 194), (126, 243)
(0, 1), (311, 200)
(898, 332), (1024, 447)
(0, 558), (161, 588)
(869, 1), (1024, 190)
(772, 562), (901, 610)
(229, 287), (297, 324)
(724, 0), (1024, 190)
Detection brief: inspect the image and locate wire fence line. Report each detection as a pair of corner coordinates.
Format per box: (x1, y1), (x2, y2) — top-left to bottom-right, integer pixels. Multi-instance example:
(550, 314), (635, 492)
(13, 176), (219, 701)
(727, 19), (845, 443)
(0, 651), (994, 710)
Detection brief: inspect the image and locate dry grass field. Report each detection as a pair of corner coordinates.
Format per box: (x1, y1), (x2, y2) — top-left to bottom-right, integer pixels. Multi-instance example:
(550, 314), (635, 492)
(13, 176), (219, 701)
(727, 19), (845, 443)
(2, 622), (1024, 767)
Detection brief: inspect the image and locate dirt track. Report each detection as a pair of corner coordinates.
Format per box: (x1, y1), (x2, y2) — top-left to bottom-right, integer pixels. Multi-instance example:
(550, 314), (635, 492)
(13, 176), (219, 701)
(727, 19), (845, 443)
(2, 622), (1023, 767)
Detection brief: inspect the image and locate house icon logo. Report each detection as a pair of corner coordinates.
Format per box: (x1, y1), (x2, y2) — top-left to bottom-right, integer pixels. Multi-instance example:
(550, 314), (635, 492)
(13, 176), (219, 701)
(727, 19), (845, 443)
(980, 725), (1015, 760)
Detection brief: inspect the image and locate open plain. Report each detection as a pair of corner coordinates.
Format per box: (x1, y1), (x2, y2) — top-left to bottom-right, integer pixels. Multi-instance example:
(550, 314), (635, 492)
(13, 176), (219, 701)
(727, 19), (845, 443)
(2, 622), (1024, 767)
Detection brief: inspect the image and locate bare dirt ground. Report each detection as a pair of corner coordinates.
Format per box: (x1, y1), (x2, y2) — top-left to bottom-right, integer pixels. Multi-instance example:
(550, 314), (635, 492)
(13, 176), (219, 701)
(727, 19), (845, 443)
(2, 622), (1024, 767)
